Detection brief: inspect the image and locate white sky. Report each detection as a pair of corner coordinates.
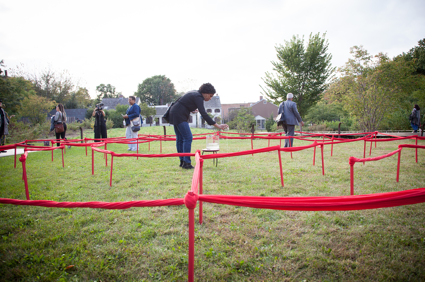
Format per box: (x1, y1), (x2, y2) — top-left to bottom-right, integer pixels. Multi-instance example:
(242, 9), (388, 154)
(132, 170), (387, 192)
(1, 0), (424, 104)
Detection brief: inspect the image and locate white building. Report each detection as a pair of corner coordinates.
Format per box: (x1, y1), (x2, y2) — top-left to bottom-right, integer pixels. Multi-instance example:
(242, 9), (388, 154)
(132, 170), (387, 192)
(144, 95), (222, 128)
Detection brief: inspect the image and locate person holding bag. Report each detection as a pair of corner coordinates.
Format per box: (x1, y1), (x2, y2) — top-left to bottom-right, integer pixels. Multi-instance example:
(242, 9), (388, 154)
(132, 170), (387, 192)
(122, 96), (141, 151)
(54, 103), (67, 146)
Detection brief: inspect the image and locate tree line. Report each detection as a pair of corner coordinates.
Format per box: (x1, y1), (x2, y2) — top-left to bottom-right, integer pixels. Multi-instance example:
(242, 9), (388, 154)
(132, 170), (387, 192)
(262, 34), (425, 132)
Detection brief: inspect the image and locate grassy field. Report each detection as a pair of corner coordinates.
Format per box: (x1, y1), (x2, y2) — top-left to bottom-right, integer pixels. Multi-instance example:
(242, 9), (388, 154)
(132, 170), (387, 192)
(1, 126), (424, 281)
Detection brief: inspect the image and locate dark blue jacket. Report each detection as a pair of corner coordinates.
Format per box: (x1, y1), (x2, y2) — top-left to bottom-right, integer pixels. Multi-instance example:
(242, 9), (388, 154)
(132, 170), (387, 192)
(125, 104), (141, 126)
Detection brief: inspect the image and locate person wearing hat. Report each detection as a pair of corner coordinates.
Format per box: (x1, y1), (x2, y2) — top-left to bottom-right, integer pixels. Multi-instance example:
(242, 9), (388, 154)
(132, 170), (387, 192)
(0, 99), (10, 152)
(280, 93), (304, 147)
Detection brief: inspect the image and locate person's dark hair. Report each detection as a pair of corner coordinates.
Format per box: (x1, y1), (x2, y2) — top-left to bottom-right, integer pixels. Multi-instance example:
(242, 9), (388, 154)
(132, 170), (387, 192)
(199, 83), (216, 94)
(129, 96), (136, 101)
(57, 103), (67, 120)
(414, 104), (420, 110)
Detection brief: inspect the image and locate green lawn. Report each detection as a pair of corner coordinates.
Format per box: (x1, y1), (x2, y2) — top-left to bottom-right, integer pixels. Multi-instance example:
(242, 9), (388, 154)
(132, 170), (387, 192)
(1, 127), (424, 281)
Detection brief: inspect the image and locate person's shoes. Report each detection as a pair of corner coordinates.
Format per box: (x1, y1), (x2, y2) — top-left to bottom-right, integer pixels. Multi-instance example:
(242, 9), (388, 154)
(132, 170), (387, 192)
(0, 150), (6, 153)
(127, 148), (132, 151)
(182, 161), (194, 169)
(179, 160), (184, 167)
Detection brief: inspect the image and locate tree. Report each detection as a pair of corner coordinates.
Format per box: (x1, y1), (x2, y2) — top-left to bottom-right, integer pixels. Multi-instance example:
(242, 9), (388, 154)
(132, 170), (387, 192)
(134, 75), (178, 105)
(139, 102), (156, 122)
(261, 33), (335, 116)
(228, 107), (255, 133)
(64, 87), (92, 109)
(96, 84), (122, 102)
(0, 76), (35, 115)
(29, 68), (75, 103)
(19, 95), (56, 124)
(397, 38), (425, 75)
(327, 46), (415, 132)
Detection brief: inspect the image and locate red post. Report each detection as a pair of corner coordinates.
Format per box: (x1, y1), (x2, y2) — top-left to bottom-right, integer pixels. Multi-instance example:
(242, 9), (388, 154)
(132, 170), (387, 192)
(51, 148), (54, 162)
(278, 149), (284, 187)
(137, 139), (139, 160)
(331, 137), (334, 157)
(363, 139), (366, 165)
(160, 139), (162, 154)
(251, 134), (253, 156)
(21, 159), (29, 200)
(289, 137), (293, 159)
(110, 156), (114, 187)
(369, 140), (372, 156)
(313, 143), (316, 166)
(280, 133), (282, 147)
(61, 148), (64, 168)
(320, 145), (325, 175)
(397, 149), (401, 182)
(85, 138), (88, 156)
(199, 159), (204, 225)
(268, 136), (270, 147)
(350, 164), (354, 195)
(415, 136), (418, 163)
(188, 208), (195, 282)
(14, 146), (17, 168)
(92, 148), (94, 175)
(375, 132), (377, 148)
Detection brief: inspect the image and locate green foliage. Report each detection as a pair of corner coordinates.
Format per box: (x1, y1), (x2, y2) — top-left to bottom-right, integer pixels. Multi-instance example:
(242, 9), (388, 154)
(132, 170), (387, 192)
(95, 84), (121, 103)
(265, 114), (275, 132)
(139, 102), (156, 120)
(326, 46), (416, 132)
(30, 69), (76, 104)
(228, 107), (255, 133)
(262, 32), (335, 116)
(396, 38), (425, 75)
(305, 100), (347, 124)
(64, 87), (92, 109)
(6, 121), (51, 143)
(19, 95), (56, 125)
(105, 118), (114, 129)
(105, 105), (129, 129)
(134, 75), (179, 105)
(0, 76), (35, 115)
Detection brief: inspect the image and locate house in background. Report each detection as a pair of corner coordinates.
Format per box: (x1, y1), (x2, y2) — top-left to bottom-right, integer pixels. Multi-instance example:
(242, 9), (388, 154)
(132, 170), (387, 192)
(144, 95), (223, 128)
(101, 95), (140, 110)
(47, 109), (88, 123)
(250, 96), (279, 129)
(221, 96), (278, 129)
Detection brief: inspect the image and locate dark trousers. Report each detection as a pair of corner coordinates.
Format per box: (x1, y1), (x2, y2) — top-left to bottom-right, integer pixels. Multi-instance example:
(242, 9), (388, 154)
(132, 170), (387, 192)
(284, 124), (295, 147)
(55, 123), (67, 146)
(94, 125), (107, 141)
(173, 122), (193, 164)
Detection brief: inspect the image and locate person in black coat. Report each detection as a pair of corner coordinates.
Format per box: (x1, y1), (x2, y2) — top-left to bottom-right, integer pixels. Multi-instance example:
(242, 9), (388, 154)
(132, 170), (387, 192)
(169, 83), (228, 169)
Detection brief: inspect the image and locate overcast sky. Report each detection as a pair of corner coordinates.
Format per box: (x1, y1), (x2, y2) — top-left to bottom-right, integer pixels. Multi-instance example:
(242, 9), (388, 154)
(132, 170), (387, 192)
(1, 0), (424, 104)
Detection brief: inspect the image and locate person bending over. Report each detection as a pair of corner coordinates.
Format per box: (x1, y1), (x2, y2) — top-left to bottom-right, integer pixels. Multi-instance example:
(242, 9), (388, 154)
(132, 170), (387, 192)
(169, 83), (228, 169)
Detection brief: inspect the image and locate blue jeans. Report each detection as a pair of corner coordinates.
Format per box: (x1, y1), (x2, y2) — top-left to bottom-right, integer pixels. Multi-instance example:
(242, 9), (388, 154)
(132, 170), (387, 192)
(174, 122), (193, 164)
(411, 122), (419, 131)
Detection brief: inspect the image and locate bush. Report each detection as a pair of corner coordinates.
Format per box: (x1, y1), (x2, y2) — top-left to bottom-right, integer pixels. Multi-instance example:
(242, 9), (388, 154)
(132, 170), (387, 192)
(106, 119), (114, 129)
(6, 121), (52, 144)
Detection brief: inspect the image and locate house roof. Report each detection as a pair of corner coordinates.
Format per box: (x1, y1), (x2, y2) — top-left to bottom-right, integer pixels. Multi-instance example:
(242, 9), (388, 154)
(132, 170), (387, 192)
(155, 106), (168, 116)
(101, 97), (140, 110)
(204, 96), (221, 108)
(254, 115), (266, 120)
(47, 109), (87, 120)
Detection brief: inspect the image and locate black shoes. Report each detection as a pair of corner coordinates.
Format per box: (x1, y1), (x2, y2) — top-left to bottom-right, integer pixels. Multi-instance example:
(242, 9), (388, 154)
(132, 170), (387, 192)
(182, 161), (194, 169)
(179, 160), (184, 167)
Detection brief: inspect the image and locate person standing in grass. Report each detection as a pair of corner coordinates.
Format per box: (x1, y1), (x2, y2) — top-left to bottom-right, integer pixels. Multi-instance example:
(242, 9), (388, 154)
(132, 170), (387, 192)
(410, 104), (421, 133)
(122, 96), (141, 151)
(168, 83), (228, 169)
(281, 93), (304, 147)
(54, 103), (67, 146)
(0, 99), (9, 152)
